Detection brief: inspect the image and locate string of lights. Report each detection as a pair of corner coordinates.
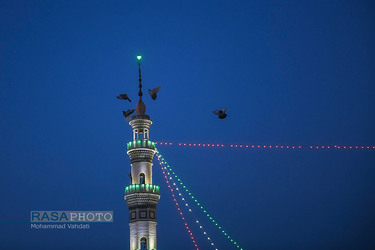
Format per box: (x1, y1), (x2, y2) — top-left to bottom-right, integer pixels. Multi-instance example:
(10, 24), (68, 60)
(156, 149), (244, 250)
(156, 153), (218, 250)
(155, 142), (375, 150)
(158, 156), (199, 250)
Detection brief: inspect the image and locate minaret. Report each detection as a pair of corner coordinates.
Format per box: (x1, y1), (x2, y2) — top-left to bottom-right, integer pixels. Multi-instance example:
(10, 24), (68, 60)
(124, 56), (160, 250)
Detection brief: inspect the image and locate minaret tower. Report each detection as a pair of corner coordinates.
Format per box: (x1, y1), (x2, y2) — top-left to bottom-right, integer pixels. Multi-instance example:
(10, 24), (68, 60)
(124, 56), (160, 250)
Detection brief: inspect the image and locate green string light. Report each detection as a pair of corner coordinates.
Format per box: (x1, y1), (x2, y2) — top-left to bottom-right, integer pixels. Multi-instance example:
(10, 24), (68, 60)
(156, 149), (243, 250)
(157, 149), (219, 250)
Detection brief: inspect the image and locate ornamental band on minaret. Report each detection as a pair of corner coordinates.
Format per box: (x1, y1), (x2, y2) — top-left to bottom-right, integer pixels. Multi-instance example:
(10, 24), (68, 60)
(119, 56), (160, 250)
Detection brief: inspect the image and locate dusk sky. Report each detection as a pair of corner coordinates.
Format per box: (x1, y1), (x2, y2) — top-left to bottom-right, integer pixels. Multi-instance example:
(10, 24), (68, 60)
(1, 1), (375, 249)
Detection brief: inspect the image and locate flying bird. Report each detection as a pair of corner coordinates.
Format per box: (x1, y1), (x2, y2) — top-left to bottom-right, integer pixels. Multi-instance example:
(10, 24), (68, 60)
(148, 86), (161, 100)
(117, 94), (131, 102)
(213, 108), (227, 119)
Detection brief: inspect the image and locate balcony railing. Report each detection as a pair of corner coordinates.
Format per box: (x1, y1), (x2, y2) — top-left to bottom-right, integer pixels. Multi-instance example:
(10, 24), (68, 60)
(125, 184), (160, 195)
(127, 140), (156, 151)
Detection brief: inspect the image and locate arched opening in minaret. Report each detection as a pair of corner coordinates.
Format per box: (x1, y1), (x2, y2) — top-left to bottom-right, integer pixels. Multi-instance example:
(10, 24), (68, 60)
(139, 173), (145, 184)
(138, 129), (144, 139)
(133, 128), (149, 140)
(140, 237), (147, 250)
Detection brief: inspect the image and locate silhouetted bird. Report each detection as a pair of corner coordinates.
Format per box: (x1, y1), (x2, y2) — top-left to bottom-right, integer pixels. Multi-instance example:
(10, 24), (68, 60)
(213, 108), (227, 119)
(123, 109), (135, 118)
(148, 86), (161, 100)
(117, 94), (131, 102)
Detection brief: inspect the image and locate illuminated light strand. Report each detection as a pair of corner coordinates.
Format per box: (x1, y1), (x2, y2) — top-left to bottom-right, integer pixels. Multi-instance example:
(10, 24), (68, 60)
(156, 153), (218, 250)
(156, 149), (243, 250)
(159, 158), (200, 250)
(154, 142), (375, 150)
(158, 158), (218, 249)
(158, 153), (242, 249)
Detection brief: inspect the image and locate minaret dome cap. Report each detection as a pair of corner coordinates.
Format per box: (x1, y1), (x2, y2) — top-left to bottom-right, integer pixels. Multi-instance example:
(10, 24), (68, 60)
(135, 100), (146, 115)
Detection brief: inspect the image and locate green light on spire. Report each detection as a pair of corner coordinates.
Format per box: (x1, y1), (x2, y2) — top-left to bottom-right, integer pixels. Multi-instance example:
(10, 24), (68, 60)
(137, 55), (142, 60)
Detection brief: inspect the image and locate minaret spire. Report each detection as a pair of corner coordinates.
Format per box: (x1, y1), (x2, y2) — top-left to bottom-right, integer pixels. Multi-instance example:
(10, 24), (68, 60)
(137, 55), (143, 101)
(135, 55), (147, 116)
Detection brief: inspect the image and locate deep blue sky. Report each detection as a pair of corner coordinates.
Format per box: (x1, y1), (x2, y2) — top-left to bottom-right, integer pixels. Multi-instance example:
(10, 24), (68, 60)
(1, 0), (375, 249)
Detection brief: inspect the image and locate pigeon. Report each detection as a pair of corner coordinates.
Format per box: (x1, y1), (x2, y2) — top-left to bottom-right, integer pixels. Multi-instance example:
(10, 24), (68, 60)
(213, 108), (227, 119)
(123, 109), (135, 118)
(117, 94), (131, 102)
(148, 86), (161, 100)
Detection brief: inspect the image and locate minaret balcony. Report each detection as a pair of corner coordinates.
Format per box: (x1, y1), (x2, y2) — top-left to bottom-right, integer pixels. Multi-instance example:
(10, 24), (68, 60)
(127, 139), (156, 151)
(125, 184), (160, 195)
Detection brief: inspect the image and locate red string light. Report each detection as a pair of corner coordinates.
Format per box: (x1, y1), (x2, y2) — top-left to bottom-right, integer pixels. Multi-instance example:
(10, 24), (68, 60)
(157, 151), (240, 250)
(154, 142), (375, 150)
(160, 163), (199, 250)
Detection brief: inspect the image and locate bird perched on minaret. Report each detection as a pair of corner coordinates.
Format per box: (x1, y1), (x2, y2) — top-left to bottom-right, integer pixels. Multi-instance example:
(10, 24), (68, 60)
(123, 109), (135, 118)
(213, 108), (227, 119)
(117, 94), (131, 102)
(123, 109), (135, 122)
(148, 86), (161, 100)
